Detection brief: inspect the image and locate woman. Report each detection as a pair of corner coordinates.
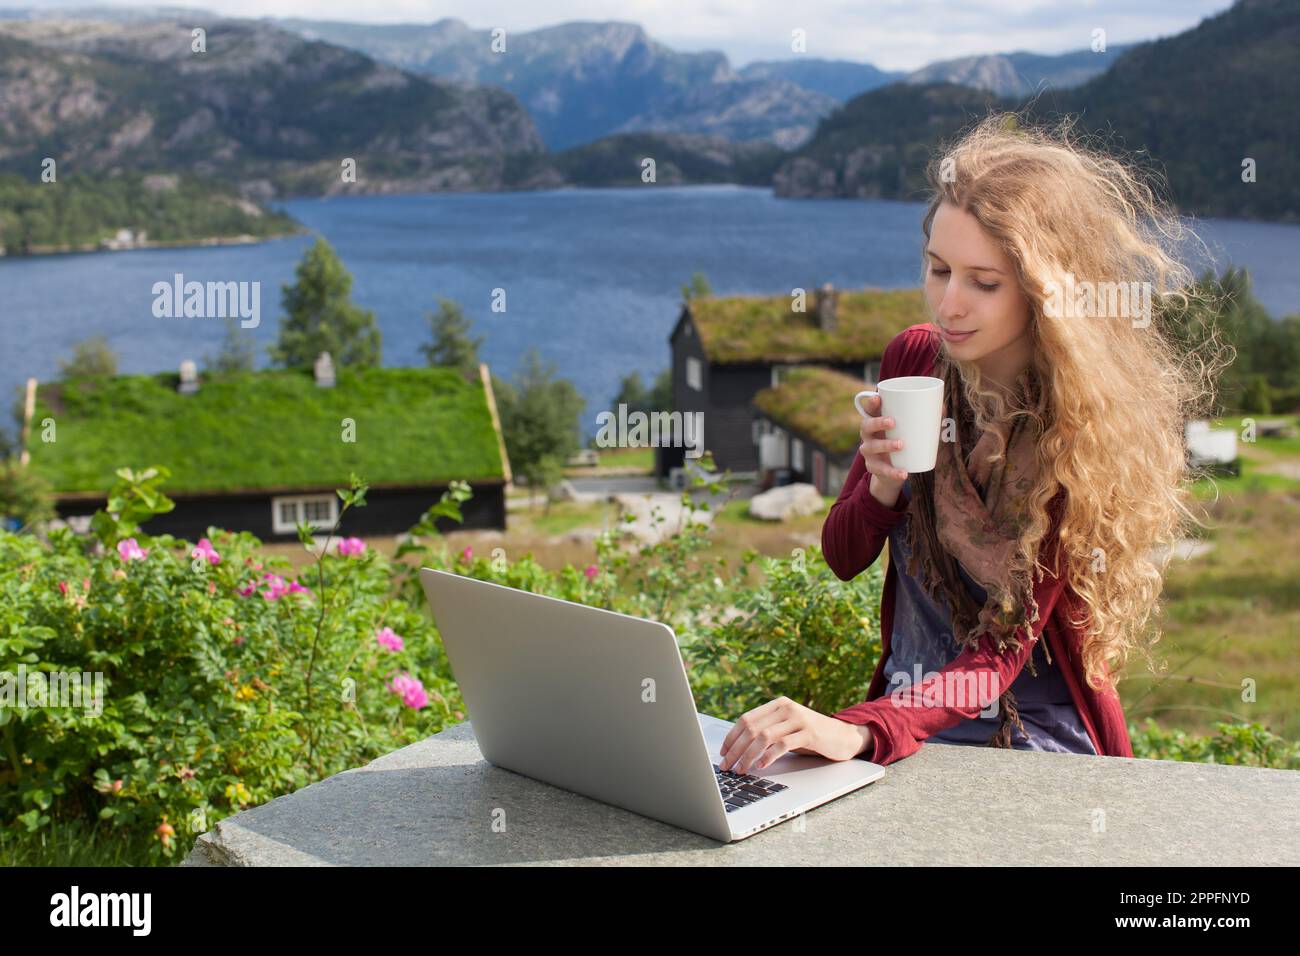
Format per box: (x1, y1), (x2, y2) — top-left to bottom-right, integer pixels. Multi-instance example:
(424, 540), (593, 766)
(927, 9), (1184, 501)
(719, 113), (1229, 773)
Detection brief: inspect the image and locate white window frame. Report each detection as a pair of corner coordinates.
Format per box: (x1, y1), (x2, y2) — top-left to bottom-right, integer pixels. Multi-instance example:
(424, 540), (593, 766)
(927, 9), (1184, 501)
(272, 493), (339, 535)
(791, 437), (805, 472)
(686, 356), (703, 391)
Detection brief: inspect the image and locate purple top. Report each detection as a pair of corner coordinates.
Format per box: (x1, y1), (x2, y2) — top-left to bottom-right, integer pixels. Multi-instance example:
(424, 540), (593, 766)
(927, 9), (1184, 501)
(881, 480), (1098, 754)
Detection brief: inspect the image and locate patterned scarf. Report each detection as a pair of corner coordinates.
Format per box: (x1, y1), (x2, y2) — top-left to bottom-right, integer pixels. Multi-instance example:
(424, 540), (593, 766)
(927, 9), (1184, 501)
(902, 350), (1052, 749)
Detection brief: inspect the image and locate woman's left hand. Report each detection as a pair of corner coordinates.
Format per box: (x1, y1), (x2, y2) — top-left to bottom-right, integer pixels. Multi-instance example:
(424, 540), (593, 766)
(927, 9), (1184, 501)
(718, 696), (868, 775)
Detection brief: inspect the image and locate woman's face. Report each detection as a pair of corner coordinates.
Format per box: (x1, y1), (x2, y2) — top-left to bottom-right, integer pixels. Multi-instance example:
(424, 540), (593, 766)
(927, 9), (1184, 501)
(924, 201), (1034, 389)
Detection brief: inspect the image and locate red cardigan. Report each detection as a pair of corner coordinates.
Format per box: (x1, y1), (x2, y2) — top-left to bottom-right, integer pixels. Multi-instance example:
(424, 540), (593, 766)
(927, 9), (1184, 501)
(824, 323), (1133, 765)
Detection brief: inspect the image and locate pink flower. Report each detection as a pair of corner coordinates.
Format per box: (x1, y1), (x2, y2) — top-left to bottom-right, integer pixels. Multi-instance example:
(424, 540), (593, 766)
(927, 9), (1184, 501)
(584, 564), (599, 580)
(338, 537), (366, 556)
(288, 580), (311, 596)
(117, 538), (148, 561)
(237, 581), (256, 597)
(57, 580), (69, 595)
(375, 626), (404, 652)
(191, 538), (221, 565)
(388, 672), (429, 710)
(461, 546), (473, 562)
(260, 573), (290, 601)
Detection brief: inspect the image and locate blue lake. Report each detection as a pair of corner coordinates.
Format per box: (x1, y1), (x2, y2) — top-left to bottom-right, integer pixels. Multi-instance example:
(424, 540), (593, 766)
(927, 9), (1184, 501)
(3, 185), (1298, 443)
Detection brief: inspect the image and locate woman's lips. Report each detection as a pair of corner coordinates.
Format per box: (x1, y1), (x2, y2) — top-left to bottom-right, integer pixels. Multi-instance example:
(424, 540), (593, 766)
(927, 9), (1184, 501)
(941, 326), (976, 342)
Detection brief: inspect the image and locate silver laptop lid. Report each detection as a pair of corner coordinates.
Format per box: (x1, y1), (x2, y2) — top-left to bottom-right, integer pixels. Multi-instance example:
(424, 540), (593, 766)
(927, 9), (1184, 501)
(419, 568), (732, 841)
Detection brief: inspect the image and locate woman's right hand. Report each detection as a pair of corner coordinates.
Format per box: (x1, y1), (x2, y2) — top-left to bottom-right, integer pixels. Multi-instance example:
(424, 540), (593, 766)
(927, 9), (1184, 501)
(858, 393), (909, 487)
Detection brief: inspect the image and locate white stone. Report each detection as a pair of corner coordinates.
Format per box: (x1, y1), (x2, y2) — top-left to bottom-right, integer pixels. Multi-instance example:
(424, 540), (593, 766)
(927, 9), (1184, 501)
(748, 482), (825, 522)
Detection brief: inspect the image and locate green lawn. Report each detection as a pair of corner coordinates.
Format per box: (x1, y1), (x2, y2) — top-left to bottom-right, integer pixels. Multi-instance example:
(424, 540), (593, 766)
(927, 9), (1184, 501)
(0, 818), (155, 866)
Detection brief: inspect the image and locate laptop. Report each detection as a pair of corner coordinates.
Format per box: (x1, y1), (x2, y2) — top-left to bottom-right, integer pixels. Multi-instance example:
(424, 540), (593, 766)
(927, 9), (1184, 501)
(419, 568), (885, 842)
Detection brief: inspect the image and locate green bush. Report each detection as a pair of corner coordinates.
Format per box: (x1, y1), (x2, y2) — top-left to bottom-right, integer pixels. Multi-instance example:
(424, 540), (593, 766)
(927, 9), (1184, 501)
(0, 468), (462, 861)
(686, 547), (885, 719)
(1, 461), (1295, 866)
(1128, 717), (1300, 768)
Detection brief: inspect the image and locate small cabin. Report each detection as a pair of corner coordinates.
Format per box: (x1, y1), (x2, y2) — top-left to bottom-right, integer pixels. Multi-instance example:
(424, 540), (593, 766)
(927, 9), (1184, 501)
(23, 360), (512, 540)
(658, 283), (927, 481)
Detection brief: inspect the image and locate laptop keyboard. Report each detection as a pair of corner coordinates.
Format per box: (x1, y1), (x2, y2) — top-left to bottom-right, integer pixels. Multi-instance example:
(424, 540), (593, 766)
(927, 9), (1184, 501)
(714, 763), (788, 813)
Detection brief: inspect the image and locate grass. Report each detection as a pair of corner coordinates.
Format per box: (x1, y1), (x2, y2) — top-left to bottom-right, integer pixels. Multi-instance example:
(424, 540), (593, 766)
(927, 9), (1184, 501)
(28, 366), (504, 494)
(689, 287), (928, 364)
(569, 446), (656, 471)
(0, 817), (158, 866)
(1133, 488), (1300, 741)
(753, 366), (870, 455)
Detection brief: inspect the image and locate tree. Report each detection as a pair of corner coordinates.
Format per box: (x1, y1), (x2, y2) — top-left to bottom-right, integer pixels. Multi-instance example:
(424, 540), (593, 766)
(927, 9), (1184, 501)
(1158, 266), (1275, 414)
(420, 298), (484, 374)
(269, 237), (381, 368)
(613, 371), (651, 415)
(609, 369), (672, 448)
(58, 335), (117, 379)
(0, 459), (55, 531)
(205, 316), (256, 373)
(681, 271), (712, 302)
(493, 348), (584, 511)
(650, 368), (673, 413)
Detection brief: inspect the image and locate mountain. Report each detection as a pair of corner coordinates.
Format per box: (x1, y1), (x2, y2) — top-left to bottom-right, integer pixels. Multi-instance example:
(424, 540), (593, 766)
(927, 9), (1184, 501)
(274, 17), (841, 150)
(772, 82), (1008, 199)
(904, 44), (1136, 98)
(1032, 0), (1299, 220)
(737, 58), (903, 101)
(273, 17), (1136, 151)
(552, 132), (784, 187)
(774, 0), (1299, 221)
(0, 16), (558, 198)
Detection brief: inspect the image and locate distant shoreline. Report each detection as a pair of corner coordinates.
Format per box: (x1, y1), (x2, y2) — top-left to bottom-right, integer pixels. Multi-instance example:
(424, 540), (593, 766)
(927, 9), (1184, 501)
(0, 228), (305, 259)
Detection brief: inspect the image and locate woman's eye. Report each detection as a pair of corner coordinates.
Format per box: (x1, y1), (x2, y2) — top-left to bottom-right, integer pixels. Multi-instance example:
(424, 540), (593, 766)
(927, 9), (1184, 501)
(973, 279), (999, 292)
(929, 267), (950, 277)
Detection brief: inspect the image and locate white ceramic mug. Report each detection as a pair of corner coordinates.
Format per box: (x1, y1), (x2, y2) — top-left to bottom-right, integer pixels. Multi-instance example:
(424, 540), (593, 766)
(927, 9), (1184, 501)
(854, 376), (945, 473)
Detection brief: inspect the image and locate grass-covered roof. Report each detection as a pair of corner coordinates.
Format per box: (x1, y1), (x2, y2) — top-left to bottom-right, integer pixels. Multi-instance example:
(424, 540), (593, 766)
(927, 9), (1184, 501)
(687, 286), (929, 364)
(753, 365), (867, 456)
(27, 366), (506, 496)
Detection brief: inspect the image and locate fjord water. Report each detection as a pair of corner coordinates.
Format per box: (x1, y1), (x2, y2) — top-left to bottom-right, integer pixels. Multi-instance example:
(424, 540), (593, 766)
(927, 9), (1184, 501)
(3, 185), (1298, 444)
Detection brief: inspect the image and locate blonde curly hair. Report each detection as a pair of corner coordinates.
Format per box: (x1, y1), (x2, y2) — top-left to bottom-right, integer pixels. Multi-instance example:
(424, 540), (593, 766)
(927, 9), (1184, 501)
(919, 112), (1234, 694)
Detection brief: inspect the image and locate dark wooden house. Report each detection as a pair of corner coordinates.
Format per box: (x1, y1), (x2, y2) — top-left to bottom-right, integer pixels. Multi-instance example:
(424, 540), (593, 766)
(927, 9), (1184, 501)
(752, 365), (868, 495)
(657, 283), (928, 481)
(22, 359), (511, 541)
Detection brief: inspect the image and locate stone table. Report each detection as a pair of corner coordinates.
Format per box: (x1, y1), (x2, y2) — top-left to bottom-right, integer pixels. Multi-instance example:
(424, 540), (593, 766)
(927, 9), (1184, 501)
(183, 720), (1300, 866)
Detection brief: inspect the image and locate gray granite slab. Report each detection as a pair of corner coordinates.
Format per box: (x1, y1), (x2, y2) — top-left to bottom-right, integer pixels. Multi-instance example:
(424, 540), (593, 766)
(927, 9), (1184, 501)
(183, 720), (1300, 866)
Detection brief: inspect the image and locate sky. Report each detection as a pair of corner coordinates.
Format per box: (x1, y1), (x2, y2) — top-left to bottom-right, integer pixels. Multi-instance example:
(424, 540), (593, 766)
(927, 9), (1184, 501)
(11, 0), (1237, 71)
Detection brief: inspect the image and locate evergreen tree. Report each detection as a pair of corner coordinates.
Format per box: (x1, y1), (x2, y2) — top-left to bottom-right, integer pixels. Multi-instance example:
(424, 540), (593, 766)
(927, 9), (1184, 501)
(58, 336), (118, 379)
(681, 271), (712, 302)
(649, 368), (673, 412)
(612, 371), (651, 415)
(493, 348), (584, 511)
(269, 237), (381, 368)
(420, 297), (484, 374)
(205, 316), (257, 373)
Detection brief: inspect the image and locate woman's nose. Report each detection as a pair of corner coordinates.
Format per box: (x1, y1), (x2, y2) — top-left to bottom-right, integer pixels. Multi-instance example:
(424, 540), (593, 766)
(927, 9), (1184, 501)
(937, 285), (967, 322)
